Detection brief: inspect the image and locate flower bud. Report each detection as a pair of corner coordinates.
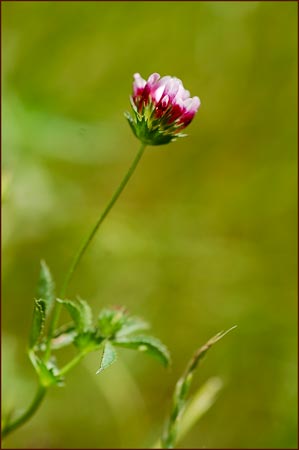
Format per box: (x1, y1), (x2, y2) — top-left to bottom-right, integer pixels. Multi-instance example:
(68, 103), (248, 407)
(125, 72), (200, 146)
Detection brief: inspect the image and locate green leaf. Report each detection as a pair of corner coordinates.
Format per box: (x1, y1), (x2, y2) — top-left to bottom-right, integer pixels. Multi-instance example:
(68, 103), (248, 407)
(98, 307), (150, 339)
(96, 341), (117, 374)
(178, 377), (223, 445)
(113, 335), (171, 367)
(77, 298), (93, 332)
(161, 326), (237, 449)
(36, 323), (76, 351)
(184, 326), (238, 375)
(74, 331), (103, 352)
(51, 330), (77, 350)
(36, 260), (55, 315)
(29, 298), (46, 349)
(57, 298), (81, 327)
(116, 315), (150, 337)
(98, 307), (127, 338)
(28, 351), (64, 387)
(53, 322), (76, 338)
(57, 298), (93, 334)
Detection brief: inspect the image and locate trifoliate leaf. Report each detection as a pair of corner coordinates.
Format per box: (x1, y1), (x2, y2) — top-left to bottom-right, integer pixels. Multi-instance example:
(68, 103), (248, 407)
(96, 341), (117, 374)
(29, 298), (46, 349)
(36, 260), (55, 315)
(113, 335), (171, 367)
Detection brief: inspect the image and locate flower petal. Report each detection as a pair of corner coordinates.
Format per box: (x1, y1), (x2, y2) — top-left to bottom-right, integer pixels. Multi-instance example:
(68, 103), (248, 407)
(133, 73), (146, 96)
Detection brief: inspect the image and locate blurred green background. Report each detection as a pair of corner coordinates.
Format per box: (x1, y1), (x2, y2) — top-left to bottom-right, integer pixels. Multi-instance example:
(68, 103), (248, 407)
(2, 1), (297, 448)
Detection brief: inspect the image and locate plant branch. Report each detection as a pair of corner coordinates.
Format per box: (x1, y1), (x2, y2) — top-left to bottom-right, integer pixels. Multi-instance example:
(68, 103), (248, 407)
(2, 143), (147, 440)
(59, 352), (86, 377)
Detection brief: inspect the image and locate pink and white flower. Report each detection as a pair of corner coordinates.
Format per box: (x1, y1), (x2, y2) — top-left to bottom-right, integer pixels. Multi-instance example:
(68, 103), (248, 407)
(125, 72), (200, 146)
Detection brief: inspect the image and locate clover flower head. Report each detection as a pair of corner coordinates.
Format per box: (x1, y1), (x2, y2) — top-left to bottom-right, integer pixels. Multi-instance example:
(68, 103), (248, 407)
(125, 72), (200, 146)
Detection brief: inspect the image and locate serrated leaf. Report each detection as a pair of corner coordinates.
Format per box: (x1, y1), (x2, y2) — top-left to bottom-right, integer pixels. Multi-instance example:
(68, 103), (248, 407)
(113, 335), (170, 367)
(36, 260), (55, 315)
(57, 298), (81, 327)
(77, 298), (93, 332)
(57, 298), (93, 334)
(96, 341), (117, 374)
(29, 298), (46, 349)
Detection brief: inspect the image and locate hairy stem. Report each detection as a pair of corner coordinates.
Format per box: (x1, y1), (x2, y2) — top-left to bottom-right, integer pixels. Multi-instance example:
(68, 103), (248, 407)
(2, 385), (47, 439)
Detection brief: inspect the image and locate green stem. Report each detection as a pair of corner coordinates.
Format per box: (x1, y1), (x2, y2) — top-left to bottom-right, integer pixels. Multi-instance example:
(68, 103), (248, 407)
(45, 143), (147, 360)
(2, 385), (47, 439)
(59, 352), (85, 376)
(60, 142), (147, 298)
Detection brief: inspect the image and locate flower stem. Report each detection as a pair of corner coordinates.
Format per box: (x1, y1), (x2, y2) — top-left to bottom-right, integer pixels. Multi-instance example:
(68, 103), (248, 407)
(44, 143), (147, 360)
(1, 385), (47, 439)
(60, 142), (147, 297)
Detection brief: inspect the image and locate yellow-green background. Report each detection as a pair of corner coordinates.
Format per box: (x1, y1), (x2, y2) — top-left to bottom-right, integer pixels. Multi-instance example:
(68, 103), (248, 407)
(2, 1), (297, 448)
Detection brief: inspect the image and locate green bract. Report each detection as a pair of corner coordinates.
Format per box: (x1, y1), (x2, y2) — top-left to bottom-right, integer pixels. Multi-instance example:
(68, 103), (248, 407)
(125, 108), (186, 146)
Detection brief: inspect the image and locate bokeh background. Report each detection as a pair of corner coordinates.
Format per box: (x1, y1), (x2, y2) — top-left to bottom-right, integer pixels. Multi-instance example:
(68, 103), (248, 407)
(2, 1), (297, 448)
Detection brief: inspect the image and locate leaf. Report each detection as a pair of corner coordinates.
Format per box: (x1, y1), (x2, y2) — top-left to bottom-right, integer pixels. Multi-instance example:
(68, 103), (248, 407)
(77, 298), (93, 332)
(178, 377), (223, 444)
(161, 326), (237, 449)
(51, 330), (77, 350)
(184, 326), (238, 375)
(57, 298), (93, 334)
(36, 260), (55, 315)
(36, 323), (76, 351)
(53, 322), (76, 338)
(113, 335), (171, 367)
(29, 298), (46, 349)
(153, 378), (223, 449)
(74, 331), (103, 352)
(28, 350), (64, 387)
(96, 341), (117, 374)
(98, 307), (127, 338)
(116, 315), (150, 337)
(57, 298), (81, 325)
(98, 307), (150, 339)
